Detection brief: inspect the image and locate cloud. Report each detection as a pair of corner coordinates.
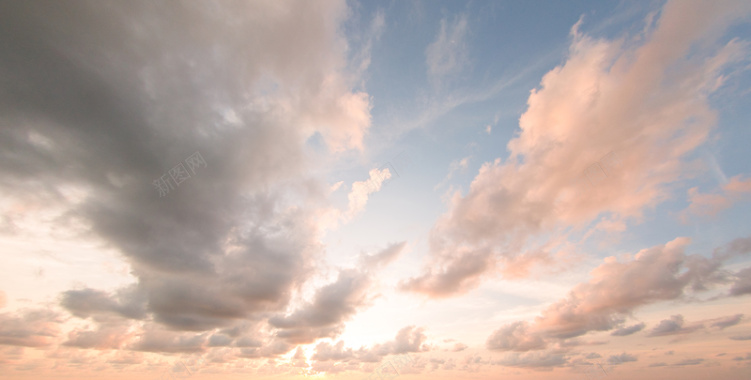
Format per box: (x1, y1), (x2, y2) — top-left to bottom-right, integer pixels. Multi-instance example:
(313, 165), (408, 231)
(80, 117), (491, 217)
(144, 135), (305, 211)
(0, 309), (61, 347)
(0, 291), (5, 309)
(608, 353), (637, 364)
(265, 243), (406, 347)
(610, 322), (646, 336)
(681, 188), (732, 220)
(347, 167), (392, 218)
(729, 334), (751, 340)
(725, 175), (751, 193)
(491, 351), (567, 368)
(269, 269), (374, 345)
(403, 0), (751, 298)
(452, 342), (468, 352)
(486, 322), (546, 352)
(60, 286), (147, 320)
(0, 0), (375, 355)
(674, 358), (704, 366)
(486, 236), (751, 351)
(709, 314), (743, 329)
(351, 9), (386, 79)
(369, 325), (428, 356)
(312, 340), (355, 362)
(64, 318), (135, 350)
(312, 325), (427, 364)
(358, 241), (408, 270)
(426, 14), (469, 83)
(647, 315), (703, 337)
(680, 175), (751, 221)
(730, 267), (751, 296)
(435, 156), (471, 190)
(131, 327), (208, 353)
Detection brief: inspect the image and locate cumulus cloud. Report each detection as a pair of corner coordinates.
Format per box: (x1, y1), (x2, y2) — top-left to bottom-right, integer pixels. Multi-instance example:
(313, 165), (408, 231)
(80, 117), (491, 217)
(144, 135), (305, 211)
(270, 269), (374, 345)
(313, 325), (427, 365)
(709, 314), (743, 329)
(370, 325), (428, 356)
(610, 322), (646, 336)
(730, 267), (751, 296)
(0, 0), (377, 357)
(64, 318), (134, 350)
(680, 175), (751, 221)
(608, 353), (637, 364)
(486, 322), (546, 352)
(486, 236), (751, 351)
(491, 351), (567, 368)
(60, 286), (146, 320)
(312, 340), (355, 362)
(131, 327), (208, 353)
(404, 0), (751, 298)
(647, 315), (704, 337)
(0, 309), (61, 347)
(264, 243), (406, 347)
(451, 342), (468, 352)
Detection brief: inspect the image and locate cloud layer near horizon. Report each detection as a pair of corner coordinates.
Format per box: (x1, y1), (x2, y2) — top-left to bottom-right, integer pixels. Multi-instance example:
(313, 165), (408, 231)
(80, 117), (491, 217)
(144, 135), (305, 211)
(486, 236), (751, 351)
(1, 0), (751, 378)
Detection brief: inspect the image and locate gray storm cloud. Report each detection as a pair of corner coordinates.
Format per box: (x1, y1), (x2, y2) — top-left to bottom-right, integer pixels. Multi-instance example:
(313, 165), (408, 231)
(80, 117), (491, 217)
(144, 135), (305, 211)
(0, 0), (371, 354)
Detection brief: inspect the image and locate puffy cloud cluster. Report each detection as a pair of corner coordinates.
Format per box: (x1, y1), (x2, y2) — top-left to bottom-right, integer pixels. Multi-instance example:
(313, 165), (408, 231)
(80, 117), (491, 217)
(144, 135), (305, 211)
(730, 267), (751, 296)
(610, 323), (646, 337)
(403, 0), (751, 298)
(486, 236), (751, 351)
(646, 315), (704, 337)
(0, 0), (378, 358)
(269, 269), (374, 345)
(491, 351), (567, 369)
(681, 175), (751, 221)
(645, 313), (743, 337)
(61, 286), (147, 320)
(312, 325), (428, 364)
(0, 309), (61, 347)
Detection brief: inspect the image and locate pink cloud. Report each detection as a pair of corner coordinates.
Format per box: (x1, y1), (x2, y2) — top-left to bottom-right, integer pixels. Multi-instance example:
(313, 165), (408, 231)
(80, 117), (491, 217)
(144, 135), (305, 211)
(486, 236), (751, 351)
(680, 175), (751, 221)
(404, 0), (751, 298)
(0, 309), (62, 348)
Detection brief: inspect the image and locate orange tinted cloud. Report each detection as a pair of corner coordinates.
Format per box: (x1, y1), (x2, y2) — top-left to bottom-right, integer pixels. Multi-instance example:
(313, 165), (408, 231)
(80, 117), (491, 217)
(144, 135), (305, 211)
(680, 175), (751, 221)
(486, 236), (751, 351)
(404, 0), (751, 298)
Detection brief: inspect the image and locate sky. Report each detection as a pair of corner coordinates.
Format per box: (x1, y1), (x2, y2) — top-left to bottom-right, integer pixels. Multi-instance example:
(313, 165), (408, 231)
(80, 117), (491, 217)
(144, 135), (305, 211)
(1, 0), (751, 379)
